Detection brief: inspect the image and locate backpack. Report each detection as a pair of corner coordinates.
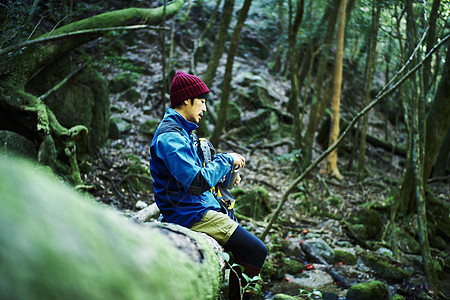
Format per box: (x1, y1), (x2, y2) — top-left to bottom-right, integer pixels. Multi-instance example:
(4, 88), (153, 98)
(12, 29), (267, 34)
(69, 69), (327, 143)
(155, 119), (238, 222)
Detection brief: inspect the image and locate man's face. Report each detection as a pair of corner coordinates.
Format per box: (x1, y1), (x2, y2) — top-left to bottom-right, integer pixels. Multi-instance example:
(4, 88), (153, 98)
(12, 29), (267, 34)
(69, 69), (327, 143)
(184, 97), (207, 124)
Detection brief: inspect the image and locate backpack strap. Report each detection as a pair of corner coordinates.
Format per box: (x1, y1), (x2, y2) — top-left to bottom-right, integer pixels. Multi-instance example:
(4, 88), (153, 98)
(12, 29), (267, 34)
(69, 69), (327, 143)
(199, 138), (212, 164)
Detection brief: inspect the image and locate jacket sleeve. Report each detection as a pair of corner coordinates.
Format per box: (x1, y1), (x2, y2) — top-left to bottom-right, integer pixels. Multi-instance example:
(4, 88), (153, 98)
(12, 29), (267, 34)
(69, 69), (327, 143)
(188, 153), (234, 195)
(154, 133), (233, 193)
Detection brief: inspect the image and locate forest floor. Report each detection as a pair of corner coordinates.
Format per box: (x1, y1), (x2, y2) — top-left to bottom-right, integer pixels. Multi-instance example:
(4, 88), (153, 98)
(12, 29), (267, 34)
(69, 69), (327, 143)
(83, 30), (449, 299)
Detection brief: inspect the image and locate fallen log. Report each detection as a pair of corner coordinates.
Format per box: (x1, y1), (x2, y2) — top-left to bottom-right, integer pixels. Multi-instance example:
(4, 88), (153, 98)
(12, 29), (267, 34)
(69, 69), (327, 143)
(0, 155), (223, 300)
(131, 202), (161, 223)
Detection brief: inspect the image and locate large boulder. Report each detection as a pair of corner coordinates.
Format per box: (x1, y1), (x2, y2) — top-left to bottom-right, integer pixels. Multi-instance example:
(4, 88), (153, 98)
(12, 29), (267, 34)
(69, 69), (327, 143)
(0, 130), (37, 159)
(25, 55), (110, 156)
(0, 156), (221, 300)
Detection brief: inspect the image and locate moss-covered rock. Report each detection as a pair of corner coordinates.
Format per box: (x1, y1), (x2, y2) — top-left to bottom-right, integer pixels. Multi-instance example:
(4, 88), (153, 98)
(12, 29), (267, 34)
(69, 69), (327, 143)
(361, 253), (409, 283)
(119, 88), (141, 103)
(262, 250), (286, 280)
(346, 280), (389, 300)
(272, 294), (301, 300)
(281, 258), (306, 275)
(234, 187), (271, 220)
(241, 109), (272, 138)
(0, 155), (221, 300)
(109, 72), (139, 93)
(0, 130), (37, 160)
(348, 208), (382, 239)
(334, 249), (357, 265)
(110, 117), (132, 133)
(394, 227), (421, 255)
(139, 118), (161, 136)
(25, 55), (110, 156)
(303, 238), (335, 264)
(214, 101), (242, 129)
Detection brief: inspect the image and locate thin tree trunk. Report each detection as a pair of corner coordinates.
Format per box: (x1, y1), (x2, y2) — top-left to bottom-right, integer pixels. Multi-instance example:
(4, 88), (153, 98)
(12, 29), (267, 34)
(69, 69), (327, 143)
(398, 1), (444, 295)
(423, 0), (441, 94)
(288, 0), (305, 150)
(197, 0), (235, 137)
(357, 3), (381, 180)
(160, 0), (168, 116)
(191, 0), (223, 73)
(321, 0), (346, 180)
(302, 0), (339, 168)
(202, 0), (235, 87)
(210, 0), (253, 146)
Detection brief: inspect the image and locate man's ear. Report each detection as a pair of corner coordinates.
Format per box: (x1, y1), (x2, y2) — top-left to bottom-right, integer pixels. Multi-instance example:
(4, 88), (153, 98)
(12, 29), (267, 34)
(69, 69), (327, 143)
(183, 99), (190, 106)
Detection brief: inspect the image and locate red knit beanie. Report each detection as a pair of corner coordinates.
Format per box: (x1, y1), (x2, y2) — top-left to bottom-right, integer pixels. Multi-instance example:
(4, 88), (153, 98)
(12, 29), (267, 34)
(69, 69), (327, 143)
(170, 71), (210, 107)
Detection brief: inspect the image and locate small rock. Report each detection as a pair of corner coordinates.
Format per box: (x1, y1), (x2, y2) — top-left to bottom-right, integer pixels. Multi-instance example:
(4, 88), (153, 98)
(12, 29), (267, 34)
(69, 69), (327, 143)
(135, 201), (148, 209)
(303, 238), (335, 264)
(378, 247), (393, 258)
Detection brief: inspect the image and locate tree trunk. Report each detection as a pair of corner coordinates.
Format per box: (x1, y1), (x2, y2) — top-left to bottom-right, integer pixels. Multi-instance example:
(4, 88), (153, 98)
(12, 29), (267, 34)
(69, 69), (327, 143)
(210, 0), (253, 146)
(395, 1), (446, 295)
(196, 0), (235, 137)
(321, 0), (346, 180)
(0, 156), (223, 300)
(423, 0), (441, 94)
(191, 0), (223, 73)
(288, 0), (305, 150)
(357, 3), (381, 180)
(432, 129), (450, 177)
(302, 0), (339, 168)
(201, 0), (235, 87)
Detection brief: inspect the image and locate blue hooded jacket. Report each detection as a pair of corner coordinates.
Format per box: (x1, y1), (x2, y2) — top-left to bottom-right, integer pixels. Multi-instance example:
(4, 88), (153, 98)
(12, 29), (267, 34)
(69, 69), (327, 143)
(150, 107), (234, 228)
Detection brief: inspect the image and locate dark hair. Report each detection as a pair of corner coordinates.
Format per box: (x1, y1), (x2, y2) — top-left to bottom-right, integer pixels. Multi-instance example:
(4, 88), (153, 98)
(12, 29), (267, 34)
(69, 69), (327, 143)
(171, 93), (208, 109)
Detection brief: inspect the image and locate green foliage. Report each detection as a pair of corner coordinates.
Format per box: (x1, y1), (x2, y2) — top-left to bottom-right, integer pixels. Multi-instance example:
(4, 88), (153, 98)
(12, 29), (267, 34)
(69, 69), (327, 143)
(275, 149), (302, 164)
(298, 288), (323, 300)
(0, 0), (31, 47)
(96, 56), (145, 74)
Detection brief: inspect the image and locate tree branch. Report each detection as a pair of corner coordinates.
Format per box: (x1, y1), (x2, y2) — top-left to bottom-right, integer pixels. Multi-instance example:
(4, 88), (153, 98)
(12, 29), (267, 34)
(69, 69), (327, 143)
(0, 25), (166, 57)
(260, 33), (450, 241)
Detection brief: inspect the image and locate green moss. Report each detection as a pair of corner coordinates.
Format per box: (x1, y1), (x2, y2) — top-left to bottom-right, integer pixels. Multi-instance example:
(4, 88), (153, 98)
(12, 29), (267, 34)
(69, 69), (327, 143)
(234, 187), (271, 220)
(361, 253), (409, 283)
(327, 196), (343, 207)
(334, 249), (357, 265)
(281, 259), (305, 275)
(0, 130), (37, 160)
(139, 119), (160, 136)
(0, 155), (219, 300)
(393, 227), (421, 254)
(109, 72), (139, 93)
(348, 208), (382, 239)
(119, 88), (140, 103)
(213, 101), (242, 128)
(389, 295), (406, 300)
(261, 260), (277, 278)
(346, 280), (389, 300)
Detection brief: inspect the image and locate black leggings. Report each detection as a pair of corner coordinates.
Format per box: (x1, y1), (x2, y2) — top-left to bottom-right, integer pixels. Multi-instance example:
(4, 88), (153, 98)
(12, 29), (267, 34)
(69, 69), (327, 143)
(223, 225), (268, 268)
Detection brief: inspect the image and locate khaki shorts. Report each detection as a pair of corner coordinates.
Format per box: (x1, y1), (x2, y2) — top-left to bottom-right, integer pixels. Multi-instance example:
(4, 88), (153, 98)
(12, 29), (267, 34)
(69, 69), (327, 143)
(190, 210), (239, 245)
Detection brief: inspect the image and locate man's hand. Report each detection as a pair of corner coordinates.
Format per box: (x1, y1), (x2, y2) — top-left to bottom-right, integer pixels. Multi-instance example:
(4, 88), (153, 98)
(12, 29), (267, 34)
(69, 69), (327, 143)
(229, 153), (245, 169)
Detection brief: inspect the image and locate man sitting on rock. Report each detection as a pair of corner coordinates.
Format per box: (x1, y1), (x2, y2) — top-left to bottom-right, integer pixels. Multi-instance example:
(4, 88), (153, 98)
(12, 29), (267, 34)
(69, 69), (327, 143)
(150, 71), (267, 299)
